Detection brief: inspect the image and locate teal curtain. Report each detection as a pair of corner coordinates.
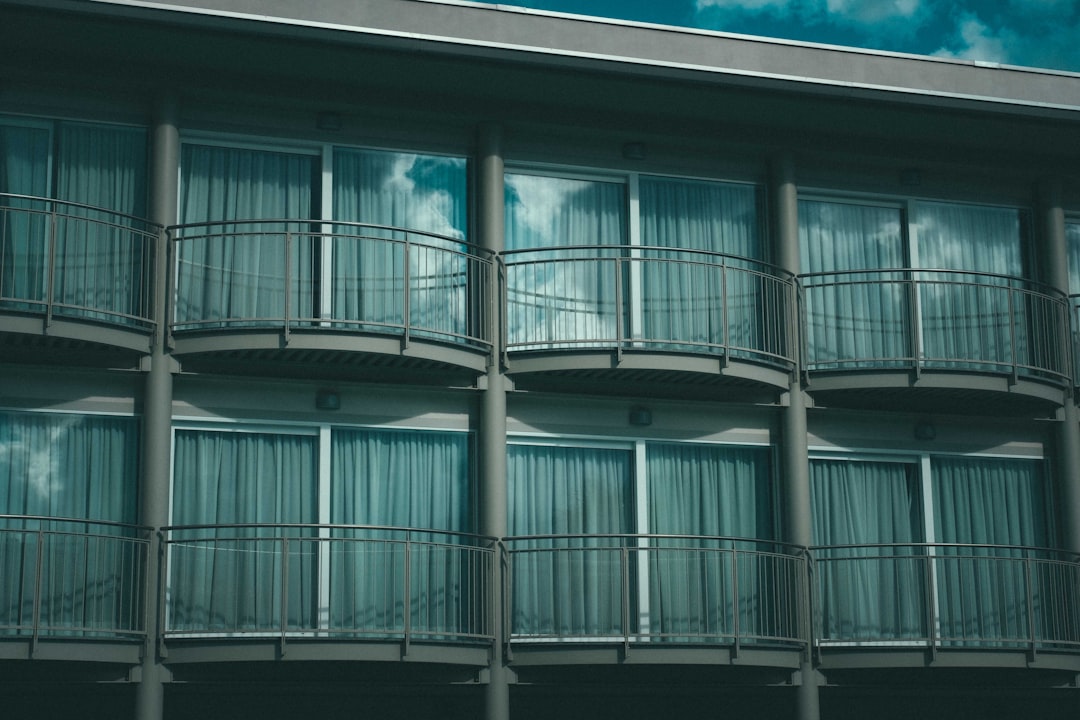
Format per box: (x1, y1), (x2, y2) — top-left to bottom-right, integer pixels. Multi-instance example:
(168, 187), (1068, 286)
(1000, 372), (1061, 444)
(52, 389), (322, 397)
(931, 456), (1048, 645)
(329, 427), (470, 636)
(914, 202), (1025, 370)
(639, 178), (764, 354)
(645, 443), (773, 641)
(799, 199), (910, 368)
(332, 149), (468, 340)
(508, 444), (633, 637)
(0, 411), (138, 636)
(53, 123), (148, 323)
(169, 430), (318, 632)
(810, 458), (926, 641)
(0, 123), (50, 309)
(176, 144), (315, 328)
(504, 174), (626, 348)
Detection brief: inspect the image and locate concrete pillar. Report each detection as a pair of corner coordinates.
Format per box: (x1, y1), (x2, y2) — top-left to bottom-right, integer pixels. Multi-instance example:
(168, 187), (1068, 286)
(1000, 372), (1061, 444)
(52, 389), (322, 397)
(771, 153), (820, 720)
(135, 95), (179, 720)
(1037, 179), (1080, 556)
(477, 122), (510, 720)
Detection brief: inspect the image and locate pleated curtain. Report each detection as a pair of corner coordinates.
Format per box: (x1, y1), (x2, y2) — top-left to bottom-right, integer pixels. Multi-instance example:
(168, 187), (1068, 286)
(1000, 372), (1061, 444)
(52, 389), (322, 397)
(0, 123), (50, 309)
(0, 411), (138, 636)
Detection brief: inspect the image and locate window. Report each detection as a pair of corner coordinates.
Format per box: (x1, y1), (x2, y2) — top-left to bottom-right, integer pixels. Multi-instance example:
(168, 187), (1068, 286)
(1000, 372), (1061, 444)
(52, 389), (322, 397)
(506, 439), (788, 644)
(174, 140), (474, 343)
(811, 452), (1055, 646)
(503, 170), (782, 361)
(799, 197), (1048, 375)
(0, 410), (141, 637)
(167, 423), (475, 639)
(0, 118), (151, 324)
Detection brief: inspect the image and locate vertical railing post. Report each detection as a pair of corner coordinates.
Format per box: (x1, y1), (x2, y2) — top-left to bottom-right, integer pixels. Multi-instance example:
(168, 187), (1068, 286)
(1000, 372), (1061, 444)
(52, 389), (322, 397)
(44, 207), (58, 329)
(402, 235), (412, 350)
(1025, 556), (1037, 656)
(403, 533), (412, 657)
(614, 257), (624, 363)
(621, 545), (630, 653)
(720, 256), (730, 367)
(909, 275), (923, 378)
(31, 526), (45, 654)
(1008, 286), (1018, 383)
(280, 535), (289, 656)
(731, 544), (740, 656)
(283, 231), (292, 344)
(926, 551), (938, 659)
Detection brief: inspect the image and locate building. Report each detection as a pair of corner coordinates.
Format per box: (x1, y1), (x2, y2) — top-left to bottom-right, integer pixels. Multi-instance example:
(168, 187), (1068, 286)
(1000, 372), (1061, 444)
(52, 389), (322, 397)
(1, 1), (1079, 718)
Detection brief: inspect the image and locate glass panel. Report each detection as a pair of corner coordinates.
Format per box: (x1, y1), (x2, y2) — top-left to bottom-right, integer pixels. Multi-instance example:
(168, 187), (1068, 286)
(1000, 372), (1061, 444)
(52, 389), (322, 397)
(914, 202), (1025, 370)
(645, 443), (773, 641)
(639, 178), (764, 353)
(169, 430), (318, 632)
(332, 149), (469, 339)
(504, 174), (627, 348)
(0, 411), (139, 636)
(799, 199), (910, 368)
(811, 458), (927, 641)
(176, 144), (316, 328)
(508, 444), (633, 637)
(0, 123), (50, 309)
(54, 123), (148, 323)
(931, 456), (1048, 645)
(329, 428), (470, 637)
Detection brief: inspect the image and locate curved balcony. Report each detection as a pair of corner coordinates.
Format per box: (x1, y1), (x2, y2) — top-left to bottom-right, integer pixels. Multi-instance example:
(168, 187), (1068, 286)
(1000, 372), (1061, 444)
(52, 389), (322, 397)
(168, 221), (493, 380)
(800, 269), (1071, 412)
(502, 247), (797, 398)
(162, 524), (495, 664)
(815, 543), (1080, 668)
(0, 194), (157, 359)
(505, 534), (808, 666)
(0, 515), (149, 663)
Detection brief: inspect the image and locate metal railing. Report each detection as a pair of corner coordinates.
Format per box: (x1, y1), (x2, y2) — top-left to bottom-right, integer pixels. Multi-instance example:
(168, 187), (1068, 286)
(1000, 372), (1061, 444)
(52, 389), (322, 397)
(0, 193), (158, 329)
(502, 247), (797, 368)
(0, 515), (149, 641)
(505, 534), (809, 649)
(168, 220), (493, 349)
(814, 543), (1080, 651)
(162, 524), (496, 645)
(800, 269), (1071, 383)
(1070, 295), (1080, 385)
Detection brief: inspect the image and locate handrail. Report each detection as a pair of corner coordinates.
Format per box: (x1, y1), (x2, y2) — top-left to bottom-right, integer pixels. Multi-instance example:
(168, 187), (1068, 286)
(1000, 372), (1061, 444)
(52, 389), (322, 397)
(163, 522), (496, 544)
(0, 193), (158, 330)
(0, 514), (152, 534)
(502, 244), (795, 278)
(505, 532), (808, 553)
(167, 219), (493, 350)
(799, 267), (1067, 298)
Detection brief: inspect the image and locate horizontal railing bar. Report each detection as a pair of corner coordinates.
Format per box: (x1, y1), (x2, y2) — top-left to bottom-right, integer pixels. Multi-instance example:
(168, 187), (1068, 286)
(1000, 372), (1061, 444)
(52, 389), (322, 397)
(0, 193), (161, 231)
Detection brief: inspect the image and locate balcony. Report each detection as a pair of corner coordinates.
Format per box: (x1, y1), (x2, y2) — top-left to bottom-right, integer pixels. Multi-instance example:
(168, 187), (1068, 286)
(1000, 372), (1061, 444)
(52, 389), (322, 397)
(168, 221), (493, 382)
(505, 534), (808, 666)
(815, 543), (1080, 668)
(502, 247), (797, 399)
(800, 269), (1071, 413)
(0, 194), (157, 362)
(161, 524), (495, 664)
(0, 516), (149, 663)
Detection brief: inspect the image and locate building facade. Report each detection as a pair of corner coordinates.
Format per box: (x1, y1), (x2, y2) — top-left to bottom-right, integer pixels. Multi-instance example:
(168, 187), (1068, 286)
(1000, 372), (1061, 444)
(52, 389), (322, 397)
(1, 1), (1079, 718)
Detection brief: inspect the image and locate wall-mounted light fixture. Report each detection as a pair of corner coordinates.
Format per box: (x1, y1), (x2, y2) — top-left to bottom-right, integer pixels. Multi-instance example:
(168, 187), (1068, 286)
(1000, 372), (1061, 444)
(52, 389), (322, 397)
(629, 406), (653, 426)
(315, 389), (341, 411)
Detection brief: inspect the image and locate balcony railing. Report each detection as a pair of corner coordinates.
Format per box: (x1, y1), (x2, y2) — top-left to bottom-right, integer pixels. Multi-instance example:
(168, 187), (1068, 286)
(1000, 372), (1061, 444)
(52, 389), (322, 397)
(800, 269), (1070, 383)
(506, 534), (809, 648)
(163, 524), (496, 645)
(503, 247), (796, 368)
(0, 515), (149, 641)
(0, 193), (157, 330)
(169, 220), (493, 349)
(815, 543), (1080, 651)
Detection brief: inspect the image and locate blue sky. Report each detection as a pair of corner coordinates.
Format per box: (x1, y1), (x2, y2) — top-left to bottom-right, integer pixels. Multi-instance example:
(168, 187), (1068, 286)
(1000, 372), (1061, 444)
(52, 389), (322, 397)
(473, 0), (1080, 73)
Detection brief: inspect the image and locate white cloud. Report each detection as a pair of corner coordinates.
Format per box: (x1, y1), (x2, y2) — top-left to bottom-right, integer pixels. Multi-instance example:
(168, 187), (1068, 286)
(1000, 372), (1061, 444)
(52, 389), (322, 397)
(826, 0), (922, 23)
(932, 15), (1011, 65)
(695, 0), (796, 11)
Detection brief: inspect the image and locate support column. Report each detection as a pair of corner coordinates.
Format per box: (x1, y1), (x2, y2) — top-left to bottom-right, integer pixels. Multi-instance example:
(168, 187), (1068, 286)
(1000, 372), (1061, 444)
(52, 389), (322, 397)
(477, 122), (510, 720)
(135, 94), (179, 720)
(771, 154), (820, 720)
(1037, 179), (1080, 556)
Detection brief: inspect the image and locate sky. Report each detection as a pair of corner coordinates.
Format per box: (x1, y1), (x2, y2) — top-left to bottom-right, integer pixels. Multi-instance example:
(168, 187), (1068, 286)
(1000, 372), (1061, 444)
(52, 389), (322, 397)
(472, 0), (1080, 73)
